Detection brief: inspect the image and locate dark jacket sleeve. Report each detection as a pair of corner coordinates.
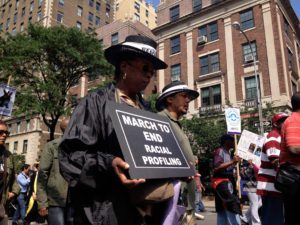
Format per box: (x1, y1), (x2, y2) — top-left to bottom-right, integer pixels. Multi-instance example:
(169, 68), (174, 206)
(59, 91), (116, 189)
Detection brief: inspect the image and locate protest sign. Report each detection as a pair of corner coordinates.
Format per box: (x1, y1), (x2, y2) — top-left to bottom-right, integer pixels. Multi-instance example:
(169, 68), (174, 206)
(225, 108), (241, 134)
(0, 84), (16, 117)
(237, 129), (265, 166)
(108, 101), (195, 179)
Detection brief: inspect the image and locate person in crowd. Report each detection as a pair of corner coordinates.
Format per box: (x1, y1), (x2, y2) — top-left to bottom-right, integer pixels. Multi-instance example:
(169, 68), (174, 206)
(194, 156), (205, 220)
(25, 163), (45, 225)
(59, 35), (169, 225)
(155, 80), (199, 224)
(0, 120), (19, 225)
(12, 164), (31, 225)
(213, 134), (241, 225)
(256, 112), (288, 225)
(37, 119), (71, 225)
(279, 92), (300, 225)
(240, 160), (262, 225)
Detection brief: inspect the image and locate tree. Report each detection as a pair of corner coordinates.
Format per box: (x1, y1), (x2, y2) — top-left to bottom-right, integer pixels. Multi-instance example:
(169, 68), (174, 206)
(0, 25), (113, 140)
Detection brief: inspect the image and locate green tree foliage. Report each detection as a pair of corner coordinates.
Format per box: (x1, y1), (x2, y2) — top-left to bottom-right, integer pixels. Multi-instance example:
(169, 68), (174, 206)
(181, 116), (227, 160)
(0, 25), (113, 140)
(11, 154), (25, 173)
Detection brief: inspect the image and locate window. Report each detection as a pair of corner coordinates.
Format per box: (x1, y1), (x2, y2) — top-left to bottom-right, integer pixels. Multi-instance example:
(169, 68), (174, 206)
(76, 21), (82, 29)
(95, 16), (100, 26)
(89, 0), (94, 7)
(87, 27), (93, 33)
(243, 41), (257, 63)
(145, 20), (149, 27)
(77, 6), (83, 17)
(111, 33), (118, 45)
(284, 17), (289, 34)
(240, 9), (254, 30)
(198, 22), (218, 42)
(13, 13), (17, 24)
(171, 64), (181, 81)
(193, 0), (202, 12)
(58, 0), (64, 6)
(288, 48), (293, 68)
(88, 12), (93, 23)
(57, 12), (64, 23)
(26, 120), (30, 131)
(21, 7), (25, 16)
(170, 35), (180, 54)
(22, 140), (28, 154)
(96, 2), (100, 11)
(5, 143), (9, 151)
(106, 4), (110, 17)
(245, 76), (259, 100)
(8, 4), (11, 14)
(0, 23), (2, 32)
(20, 22), (24, 31)
(13, 141), (18, 153)
(17, 122), (21, 133)
(134, 1), (140, 13)
(37, 11), (42, 21)
(201, 85), (221, 106)
(15, 0), (19, 9)
(12, 27), (16, 36)
(30, 1), (34, 12)
(170, 5), (179, 21)
(146, 9), (149, 17)
(1, 9), (5, 19)
(38, 0), (43, 7)
(6, 18), (10, 29)
(134, 13), (140, 21)
(199, 53), (220, 75)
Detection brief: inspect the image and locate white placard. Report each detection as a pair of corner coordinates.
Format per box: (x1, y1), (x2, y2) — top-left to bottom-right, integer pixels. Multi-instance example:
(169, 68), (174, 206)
(225, 108), (241, 134)
(237, 129), (265, 166)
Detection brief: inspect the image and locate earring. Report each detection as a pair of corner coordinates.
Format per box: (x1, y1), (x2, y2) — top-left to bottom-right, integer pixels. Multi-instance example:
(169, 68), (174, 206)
(122, 73), (127, 80)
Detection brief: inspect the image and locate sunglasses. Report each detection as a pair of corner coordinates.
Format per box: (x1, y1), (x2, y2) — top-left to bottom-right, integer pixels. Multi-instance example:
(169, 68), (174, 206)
(0, 130), (9, 136)
(127, 62), (156, 77)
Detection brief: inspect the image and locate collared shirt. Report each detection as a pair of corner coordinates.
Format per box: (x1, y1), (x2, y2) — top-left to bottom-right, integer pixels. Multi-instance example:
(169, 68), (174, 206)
(17, 172), (30, 193)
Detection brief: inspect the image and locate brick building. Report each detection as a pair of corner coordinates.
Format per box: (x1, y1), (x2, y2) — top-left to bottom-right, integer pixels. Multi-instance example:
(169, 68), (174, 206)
(0, 0), (114, 36)
(0, 0), (114, 165)
(114, 0), (157, 29)
(153, 0), (300, 117)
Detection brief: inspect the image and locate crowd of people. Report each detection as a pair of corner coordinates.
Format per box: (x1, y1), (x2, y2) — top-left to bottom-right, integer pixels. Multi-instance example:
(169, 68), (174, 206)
(0, 34), (298, 225)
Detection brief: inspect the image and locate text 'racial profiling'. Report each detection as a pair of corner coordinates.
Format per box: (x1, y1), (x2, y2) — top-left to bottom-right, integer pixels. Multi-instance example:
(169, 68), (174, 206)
(121, 115), (182, 166)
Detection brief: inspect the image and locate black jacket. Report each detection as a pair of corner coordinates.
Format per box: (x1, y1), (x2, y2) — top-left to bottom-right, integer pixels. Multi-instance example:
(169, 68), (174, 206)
(59, 83), (148, 225)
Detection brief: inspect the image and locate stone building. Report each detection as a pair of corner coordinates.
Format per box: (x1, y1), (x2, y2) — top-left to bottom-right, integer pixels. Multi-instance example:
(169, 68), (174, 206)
(153, 0), (300, 118)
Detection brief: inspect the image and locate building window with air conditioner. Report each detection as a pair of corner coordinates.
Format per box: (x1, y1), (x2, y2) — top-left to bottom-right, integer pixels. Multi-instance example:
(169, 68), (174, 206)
(198, 21), (218, 44)
(199, 52), (220, 75)
(240, 9), (254, 30)
(171, 64), (181, 81)
(170, 35), (180, 54)
(243, 41), (257, 63)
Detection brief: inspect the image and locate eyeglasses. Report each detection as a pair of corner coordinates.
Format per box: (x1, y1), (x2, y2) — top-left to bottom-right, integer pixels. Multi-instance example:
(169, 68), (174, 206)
(127, 62), (156, 77)
(0, 130), (9, 136)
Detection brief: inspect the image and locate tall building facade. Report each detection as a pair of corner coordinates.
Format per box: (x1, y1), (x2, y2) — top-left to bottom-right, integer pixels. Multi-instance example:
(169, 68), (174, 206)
(114, 0), (157, 29)
(0, 0), (114, 165)
(0, 0), (115, 36)
(153, 0), (300, 117)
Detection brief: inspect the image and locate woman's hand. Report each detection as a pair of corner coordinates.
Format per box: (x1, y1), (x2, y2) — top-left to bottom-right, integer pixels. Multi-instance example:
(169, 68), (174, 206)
(112, 157), (145, 189)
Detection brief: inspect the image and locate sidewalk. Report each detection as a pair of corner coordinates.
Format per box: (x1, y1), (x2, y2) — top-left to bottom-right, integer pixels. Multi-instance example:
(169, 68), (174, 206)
(202, 195), (215, 208)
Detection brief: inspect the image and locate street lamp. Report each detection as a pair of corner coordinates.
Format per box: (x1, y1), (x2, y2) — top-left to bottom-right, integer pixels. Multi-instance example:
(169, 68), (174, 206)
(232, 21), (264, 135)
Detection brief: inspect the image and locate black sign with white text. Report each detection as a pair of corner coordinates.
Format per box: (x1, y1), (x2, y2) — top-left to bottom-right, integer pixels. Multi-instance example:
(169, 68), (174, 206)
(108, 101), (195, 179)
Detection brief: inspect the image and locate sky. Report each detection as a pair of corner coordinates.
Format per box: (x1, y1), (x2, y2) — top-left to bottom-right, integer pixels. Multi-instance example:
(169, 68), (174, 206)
(148, 0), (300, 19)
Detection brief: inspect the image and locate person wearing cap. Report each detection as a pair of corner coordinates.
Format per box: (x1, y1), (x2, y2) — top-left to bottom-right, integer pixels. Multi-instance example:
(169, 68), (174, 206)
(37, 118), (70, 225)
(213, 134), (241, 225)
(155, 80), (199, 224)
(256, 112), (288, 225)
(279, 92), (300, 225)
(59, 35), (168, 225)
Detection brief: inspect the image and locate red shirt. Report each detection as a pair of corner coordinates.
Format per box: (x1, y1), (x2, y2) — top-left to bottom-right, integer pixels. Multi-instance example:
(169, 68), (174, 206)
(280, 112), (300, 167)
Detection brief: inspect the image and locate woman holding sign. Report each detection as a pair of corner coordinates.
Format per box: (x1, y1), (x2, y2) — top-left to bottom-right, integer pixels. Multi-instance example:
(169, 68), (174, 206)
(59, 35), (171, 225)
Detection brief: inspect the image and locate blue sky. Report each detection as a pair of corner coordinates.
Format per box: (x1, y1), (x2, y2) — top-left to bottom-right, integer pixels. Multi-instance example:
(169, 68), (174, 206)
(148, 0), (300, 19)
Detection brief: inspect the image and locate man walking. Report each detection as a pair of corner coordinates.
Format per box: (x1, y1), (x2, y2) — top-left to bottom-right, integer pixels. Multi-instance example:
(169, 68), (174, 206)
(257, 112), (288, 225)
(12, 164), (31, 225)
(156, 80), (199, 224)
(279, 92), (300, 225)
(37, 119), (71, 225)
